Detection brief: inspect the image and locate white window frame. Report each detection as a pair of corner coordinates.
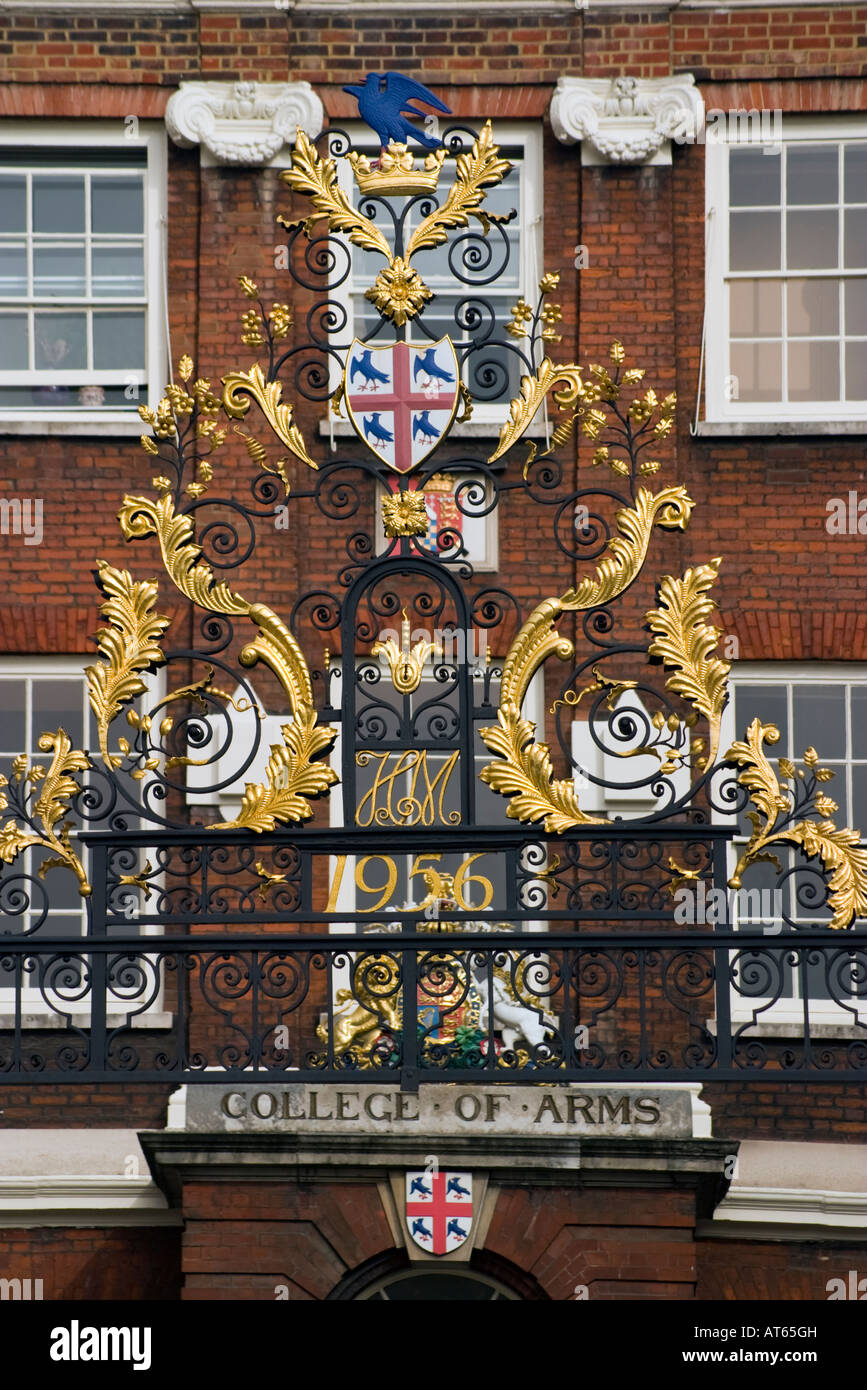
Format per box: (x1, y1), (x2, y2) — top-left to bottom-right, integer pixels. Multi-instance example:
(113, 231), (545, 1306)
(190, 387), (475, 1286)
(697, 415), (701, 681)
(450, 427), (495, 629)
(0, 119), (167, 436)
(719, 662), (867, 1034)
(704, 115), (867, 426)
(298, 120), (543, 429)
(0, 656), (168, 1027)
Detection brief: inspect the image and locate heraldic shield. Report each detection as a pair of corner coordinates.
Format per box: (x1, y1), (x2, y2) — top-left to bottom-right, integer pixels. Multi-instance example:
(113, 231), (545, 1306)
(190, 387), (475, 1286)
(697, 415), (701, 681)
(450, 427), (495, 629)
(406, 1171), (473, 1254)
(344, 337), (460, 473)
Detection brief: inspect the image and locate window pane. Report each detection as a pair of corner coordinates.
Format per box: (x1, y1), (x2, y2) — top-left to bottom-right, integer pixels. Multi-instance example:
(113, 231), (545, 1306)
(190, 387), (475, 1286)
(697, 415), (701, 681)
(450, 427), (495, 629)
(730, 147), (780, 205)
(787, 339), (839, 401)
(844, 145), (867, 204)
(91, 245), (144, 298)
(852, 686), (867, 759)
(793, 685), (845, 759)
(91, 176), (143, 235)
(31, 849), (82, 912)
(786, 278), (839, 336)
(787, 144), (838, 205)
(32, 679), (83, 747)
(33, 244), (86, 297)
(786, 209), (838, 270)
(730, 340), (781, 401)
(852, 764), (867, 837)
(844, 278), (867, 335)
(92, 310), (145, 369)
(730, 211), (781, 271)
(0, 245), (27, 297)
(0, 682), (26, 749)
(0, 313), (29, 369)
(844, 208), (867, 269)
(33, 174), (85, 234)
(730, 279), (781, 336)
(0, 174), (26, 233)
(845, 341), (867, 400)
(33, 311), (86, 370)
(735, 684), (788, 750)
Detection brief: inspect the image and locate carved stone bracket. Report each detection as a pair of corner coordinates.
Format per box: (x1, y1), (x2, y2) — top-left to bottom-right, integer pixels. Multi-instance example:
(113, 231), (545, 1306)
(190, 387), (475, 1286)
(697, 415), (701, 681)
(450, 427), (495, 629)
(165, 80), (324, 165)
(549, 74), (704, 166)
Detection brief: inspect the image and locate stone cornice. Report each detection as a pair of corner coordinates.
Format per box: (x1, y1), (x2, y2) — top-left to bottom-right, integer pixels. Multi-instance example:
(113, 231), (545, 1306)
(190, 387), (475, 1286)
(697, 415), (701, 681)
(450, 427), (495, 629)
(165, 80), (323, 166)
(550, 73), (705, 165)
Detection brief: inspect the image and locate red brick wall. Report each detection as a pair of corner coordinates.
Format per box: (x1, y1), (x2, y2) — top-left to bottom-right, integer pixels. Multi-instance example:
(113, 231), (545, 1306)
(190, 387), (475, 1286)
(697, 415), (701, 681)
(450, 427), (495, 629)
(0, 1226), (180, 1300)
(697, 1236), (867, 1300)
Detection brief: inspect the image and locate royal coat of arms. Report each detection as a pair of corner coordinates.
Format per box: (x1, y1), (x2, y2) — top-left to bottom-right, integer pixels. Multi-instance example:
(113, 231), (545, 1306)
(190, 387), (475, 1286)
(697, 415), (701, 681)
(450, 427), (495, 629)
(406, 1170), (473, 1254)
(344, 337), (460, 472)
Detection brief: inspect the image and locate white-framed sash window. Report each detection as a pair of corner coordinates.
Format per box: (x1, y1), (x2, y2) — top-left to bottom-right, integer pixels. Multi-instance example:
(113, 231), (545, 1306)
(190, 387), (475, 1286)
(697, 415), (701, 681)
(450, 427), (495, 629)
(719, 663), (867, 1033)
(0, 121), (167, 431)
(704, 117), (867, 425)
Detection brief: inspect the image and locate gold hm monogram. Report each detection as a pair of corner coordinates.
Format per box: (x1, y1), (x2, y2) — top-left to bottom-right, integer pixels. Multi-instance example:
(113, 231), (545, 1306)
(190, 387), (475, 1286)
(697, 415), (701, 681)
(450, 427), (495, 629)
(355, 749), (460, 826)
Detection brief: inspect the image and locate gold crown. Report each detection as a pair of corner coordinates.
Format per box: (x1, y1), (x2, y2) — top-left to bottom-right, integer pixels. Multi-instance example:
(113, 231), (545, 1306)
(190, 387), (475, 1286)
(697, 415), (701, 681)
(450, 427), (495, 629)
(347, 142), (446, 196)
(423, 472), (455, 494)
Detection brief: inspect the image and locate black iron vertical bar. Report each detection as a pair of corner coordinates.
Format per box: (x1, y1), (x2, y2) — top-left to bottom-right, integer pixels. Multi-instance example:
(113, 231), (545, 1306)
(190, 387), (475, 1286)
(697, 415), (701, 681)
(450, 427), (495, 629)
(401, 941), (419, 1091)
(712, 836), (733, 1071)
(89, 842), (108, 1075)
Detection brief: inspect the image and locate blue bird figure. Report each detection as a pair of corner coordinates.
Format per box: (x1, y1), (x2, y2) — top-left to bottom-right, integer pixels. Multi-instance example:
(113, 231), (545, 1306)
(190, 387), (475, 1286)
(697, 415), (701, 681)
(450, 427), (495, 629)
(342, 72), (451, 151)
(446, 1218), (466, 1240)
(412, 410), (440, 444)
(411, 1218), (431, 1241)
(414, 347), (455, 385)
(350, 349), (390, 390)
(409, 1175), (431, 1197)
(446, 1175), (470, 1198)
(363, 412), (394, 445)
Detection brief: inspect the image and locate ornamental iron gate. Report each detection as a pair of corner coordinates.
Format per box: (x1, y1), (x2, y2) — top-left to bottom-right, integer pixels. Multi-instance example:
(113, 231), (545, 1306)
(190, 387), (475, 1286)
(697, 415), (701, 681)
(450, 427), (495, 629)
(1, 109), (865, 1085)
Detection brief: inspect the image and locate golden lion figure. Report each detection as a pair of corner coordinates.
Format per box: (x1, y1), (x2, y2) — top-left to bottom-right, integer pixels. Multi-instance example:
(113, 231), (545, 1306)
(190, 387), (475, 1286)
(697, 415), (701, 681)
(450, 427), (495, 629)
(316, 954), (402, 1063)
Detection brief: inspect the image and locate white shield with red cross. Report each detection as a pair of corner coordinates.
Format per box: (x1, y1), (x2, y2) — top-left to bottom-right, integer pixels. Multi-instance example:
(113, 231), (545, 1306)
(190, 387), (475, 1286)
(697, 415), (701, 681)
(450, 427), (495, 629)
(405, 1170), (473, 1254)
(344, 337), (460, 473)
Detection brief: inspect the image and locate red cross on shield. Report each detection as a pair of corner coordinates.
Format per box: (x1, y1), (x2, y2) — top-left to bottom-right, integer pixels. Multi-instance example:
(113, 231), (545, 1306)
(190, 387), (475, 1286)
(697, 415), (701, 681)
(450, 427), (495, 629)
(405, 1170), (473, 1254)
(344, 337), (460, 473)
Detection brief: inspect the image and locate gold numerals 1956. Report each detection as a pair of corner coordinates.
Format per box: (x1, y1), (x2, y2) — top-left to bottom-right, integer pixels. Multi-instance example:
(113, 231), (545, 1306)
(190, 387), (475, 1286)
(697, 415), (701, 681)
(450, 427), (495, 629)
(324, 852), (494, 914)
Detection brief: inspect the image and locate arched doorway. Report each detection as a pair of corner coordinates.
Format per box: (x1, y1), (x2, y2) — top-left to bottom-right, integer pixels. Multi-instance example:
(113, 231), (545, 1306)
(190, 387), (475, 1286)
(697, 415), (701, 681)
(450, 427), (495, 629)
(328, 1248), (547, 1300)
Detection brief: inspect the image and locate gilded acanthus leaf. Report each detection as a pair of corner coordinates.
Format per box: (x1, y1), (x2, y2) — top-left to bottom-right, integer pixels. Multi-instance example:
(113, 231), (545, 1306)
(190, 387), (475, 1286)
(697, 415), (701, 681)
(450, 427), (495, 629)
(480, 486), (695, 832)
(645, 558), (730, 768)
(85, 560), (170, 767)
(561, 487), (694, 612)
(214, 709), (338, 831)
(280, 127), (392, 261)
(119, 494), (251, 615)
(222, 363), (318, 471)
(488, 358), (585, 464)
(479, 703), (605, 833)
(406, 121), (511, 260)
(119, 492), (314, 715)
(726, 720), (867, 929)
(0, 731), (91, 894)
(794, 820), (867, 930)
(726, 719), (788, 836)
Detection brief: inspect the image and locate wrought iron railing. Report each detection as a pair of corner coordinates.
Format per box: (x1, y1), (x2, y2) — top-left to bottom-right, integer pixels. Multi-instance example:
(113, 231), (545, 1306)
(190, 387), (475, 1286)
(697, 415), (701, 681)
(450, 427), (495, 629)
(1, 827), (864, 1085)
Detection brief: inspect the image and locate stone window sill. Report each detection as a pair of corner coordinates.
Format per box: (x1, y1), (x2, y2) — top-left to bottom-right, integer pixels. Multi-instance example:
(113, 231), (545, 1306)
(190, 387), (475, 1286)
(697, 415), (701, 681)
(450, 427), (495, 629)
(0, 414), (146, 438)
(694, 420), (867, 438)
